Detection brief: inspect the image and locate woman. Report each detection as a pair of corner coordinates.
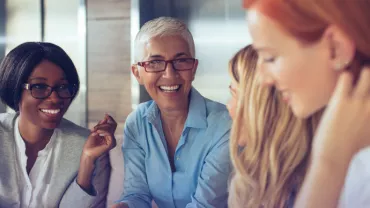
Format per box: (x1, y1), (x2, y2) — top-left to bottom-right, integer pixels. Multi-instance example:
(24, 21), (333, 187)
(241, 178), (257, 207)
(226, 45), (320, 208)
(0, 42), (116, 208)
(243, 0), (370, 207)
(114, 17), (232, 208)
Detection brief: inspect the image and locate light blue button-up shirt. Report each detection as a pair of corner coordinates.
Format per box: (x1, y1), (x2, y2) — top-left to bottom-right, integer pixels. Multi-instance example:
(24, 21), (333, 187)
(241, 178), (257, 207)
(119, 88), (232, 208)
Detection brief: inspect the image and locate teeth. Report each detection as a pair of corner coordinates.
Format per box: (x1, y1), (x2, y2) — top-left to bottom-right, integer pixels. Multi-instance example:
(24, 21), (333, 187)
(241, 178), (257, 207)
(41, 109), (61, 114)
(159, 85), (180, 91)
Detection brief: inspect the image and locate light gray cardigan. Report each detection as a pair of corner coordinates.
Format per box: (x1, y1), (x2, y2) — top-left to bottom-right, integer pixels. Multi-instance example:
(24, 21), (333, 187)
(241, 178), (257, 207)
(0, 113), (111, 208)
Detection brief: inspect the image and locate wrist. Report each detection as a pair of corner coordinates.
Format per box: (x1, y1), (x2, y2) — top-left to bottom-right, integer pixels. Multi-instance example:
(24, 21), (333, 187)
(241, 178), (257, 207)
(311, 148), (353, 172)
(79, 153), (96, 171)
(81, 151), (97, 163)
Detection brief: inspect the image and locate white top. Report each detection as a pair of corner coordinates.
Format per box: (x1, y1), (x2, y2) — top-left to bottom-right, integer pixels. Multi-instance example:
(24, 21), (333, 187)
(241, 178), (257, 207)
(14, 117), (59, 208)
(339, 146), (370, 208)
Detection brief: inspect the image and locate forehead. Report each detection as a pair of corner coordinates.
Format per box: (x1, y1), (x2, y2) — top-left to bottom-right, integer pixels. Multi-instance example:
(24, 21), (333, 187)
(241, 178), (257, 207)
(143, 35), (191, 58)
(29, 60), (66, 79)
(247, 9), (294, 50)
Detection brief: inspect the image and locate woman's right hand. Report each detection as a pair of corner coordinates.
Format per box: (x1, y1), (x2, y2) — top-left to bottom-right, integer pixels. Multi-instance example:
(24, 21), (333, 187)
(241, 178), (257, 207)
(82, 114), (117, 161)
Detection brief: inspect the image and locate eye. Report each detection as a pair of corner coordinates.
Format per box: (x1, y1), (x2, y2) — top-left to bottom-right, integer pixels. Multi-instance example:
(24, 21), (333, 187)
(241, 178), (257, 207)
(174, 58), (187, 63)
(58, 84), (69, 90)
(31, 83), (48, 90)
(149, 60), (163, 64)
(262, 57), (276, 63)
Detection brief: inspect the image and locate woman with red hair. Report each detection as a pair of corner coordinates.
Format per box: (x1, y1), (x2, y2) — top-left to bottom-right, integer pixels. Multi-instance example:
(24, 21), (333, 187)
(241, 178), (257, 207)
(231, 0), (370, 207)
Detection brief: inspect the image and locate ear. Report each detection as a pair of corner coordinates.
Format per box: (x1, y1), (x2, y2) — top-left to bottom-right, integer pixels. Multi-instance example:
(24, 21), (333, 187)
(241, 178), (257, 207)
(131, 64), (144, 85)
(324, 25), (356, 70)
(191, 59), (199, 81)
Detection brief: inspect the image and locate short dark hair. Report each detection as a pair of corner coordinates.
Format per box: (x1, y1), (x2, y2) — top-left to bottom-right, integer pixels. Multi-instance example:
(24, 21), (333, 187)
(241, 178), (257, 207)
(0, 42), (80, 111)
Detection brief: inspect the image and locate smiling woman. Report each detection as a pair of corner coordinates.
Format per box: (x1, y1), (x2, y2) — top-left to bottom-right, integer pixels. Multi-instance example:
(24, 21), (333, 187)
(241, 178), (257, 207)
(113, 17), (232, 208)
(0, 42), (117, 207)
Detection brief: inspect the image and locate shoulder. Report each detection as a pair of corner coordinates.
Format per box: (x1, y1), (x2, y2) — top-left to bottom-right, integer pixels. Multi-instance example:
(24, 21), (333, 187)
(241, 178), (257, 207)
(204, 98), (232, 132)
(0, 112), (17, 131)
(340, 146), (370, 207)
(125, 100), (154, 129)
(348, 146), (370, 176)
(59, 118), (90, 141)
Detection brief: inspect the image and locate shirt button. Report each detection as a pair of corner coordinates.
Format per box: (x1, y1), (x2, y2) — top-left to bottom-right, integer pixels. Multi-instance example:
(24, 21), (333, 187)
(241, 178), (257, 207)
(176, 157), (180, 160)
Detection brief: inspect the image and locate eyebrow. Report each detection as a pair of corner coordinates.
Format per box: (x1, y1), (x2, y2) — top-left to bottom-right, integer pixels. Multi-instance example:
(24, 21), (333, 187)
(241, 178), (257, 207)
(28, 77), (47, 81)
(148, 55), (164, 59)
(148, 52), (190, 60)
(173, 52), (189, 58)
(254, 46), (275, 53)
(28, 77), (67, 82)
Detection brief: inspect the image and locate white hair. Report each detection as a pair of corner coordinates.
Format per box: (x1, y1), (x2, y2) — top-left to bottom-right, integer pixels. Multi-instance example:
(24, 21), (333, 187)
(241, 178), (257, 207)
(134, 17), (195, 62)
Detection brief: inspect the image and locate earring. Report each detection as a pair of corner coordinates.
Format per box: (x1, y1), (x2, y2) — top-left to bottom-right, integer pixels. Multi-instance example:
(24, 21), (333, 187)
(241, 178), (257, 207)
(334, 60), (350, 71)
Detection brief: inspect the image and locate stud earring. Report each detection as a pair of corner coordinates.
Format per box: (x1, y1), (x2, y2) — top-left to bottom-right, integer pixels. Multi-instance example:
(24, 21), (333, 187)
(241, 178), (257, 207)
(334, 60), (350, 71)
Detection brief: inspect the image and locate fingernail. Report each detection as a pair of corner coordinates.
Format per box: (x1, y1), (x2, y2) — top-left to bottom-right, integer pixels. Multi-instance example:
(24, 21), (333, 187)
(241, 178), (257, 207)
(99, 133), (105, 137)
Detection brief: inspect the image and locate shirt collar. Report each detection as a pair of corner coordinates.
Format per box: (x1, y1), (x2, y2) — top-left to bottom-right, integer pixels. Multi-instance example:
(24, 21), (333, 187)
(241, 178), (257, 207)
(14, 116), (58, 157)
(143, 88), (208, 129)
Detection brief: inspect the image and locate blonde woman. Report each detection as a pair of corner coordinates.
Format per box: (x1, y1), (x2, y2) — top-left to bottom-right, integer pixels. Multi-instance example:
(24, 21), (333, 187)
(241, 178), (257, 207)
(226, 45), (321, 208)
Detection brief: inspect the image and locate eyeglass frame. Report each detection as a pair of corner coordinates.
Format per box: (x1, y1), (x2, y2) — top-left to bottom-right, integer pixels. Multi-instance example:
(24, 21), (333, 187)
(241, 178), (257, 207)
(23, 83), (78, 99)
(137, 58), (197, 73)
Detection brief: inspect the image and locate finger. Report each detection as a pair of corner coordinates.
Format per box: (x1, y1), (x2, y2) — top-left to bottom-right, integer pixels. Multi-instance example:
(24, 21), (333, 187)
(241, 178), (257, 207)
(100, 115), (109, 124)
(91, 117), (108, 132)
(353, 66), (370, 98)
(105, 114), (117, 127)
(94, 123), (115, 133)
(96, 129), (115, 146)
(334, 71), (353, 98)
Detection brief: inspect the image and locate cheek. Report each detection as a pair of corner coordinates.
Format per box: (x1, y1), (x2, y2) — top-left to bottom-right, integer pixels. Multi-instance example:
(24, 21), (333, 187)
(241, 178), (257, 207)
(226, 96), (237, 119)
(19, 94), (42, 115)
(142, 74), (160, 90)
(272, 56), (308, 89)
(179, 71), (195, 82)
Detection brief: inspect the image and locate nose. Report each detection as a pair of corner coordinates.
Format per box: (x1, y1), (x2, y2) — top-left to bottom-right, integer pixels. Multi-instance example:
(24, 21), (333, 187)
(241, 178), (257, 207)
(46, 90), (62, 103)
(162, 62), (178, 78)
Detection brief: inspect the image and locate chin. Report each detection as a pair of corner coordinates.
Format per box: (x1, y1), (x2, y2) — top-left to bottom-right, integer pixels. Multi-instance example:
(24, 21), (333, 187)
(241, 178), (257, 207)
(291, 104), (323, 119)
(41, 121), (61, 130)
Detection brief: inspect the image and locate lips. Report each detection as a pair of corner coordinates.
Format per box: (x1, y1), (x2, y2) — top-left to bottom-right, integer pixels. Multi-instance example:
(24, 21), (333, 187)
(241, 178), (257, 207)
(158, 85), (181, 92)
(281, 91), (291, 103)
(39, 107), (63, 119)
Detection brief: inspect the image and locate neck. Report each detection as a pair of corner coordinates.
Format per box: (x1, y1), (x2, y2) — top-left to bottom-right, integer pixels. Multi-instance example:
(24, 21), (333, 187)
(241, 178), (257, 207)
(18, 115), (54, 147)
(160, 107), (188, 129)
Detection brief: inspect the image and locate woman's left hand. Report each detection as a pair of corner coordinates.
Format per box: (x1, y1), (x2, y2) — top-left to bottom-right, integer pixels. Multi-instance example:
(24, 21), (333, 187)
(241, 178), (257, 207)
(312, 66), (370, 163)
(82, 114), (117, 161)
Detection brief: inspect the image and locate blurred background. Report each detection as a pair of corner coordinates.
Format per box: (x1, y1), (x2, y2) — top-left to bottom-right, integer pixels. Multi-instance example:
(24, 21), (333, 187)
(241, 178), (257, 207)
(0, 0), (251, 206)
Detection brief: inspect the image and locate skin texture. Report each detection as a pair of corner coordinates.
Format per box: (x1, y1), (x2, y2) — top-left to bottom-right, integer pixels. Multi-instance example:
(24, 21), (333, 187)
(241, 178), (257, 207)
(247, 10), (344, 119)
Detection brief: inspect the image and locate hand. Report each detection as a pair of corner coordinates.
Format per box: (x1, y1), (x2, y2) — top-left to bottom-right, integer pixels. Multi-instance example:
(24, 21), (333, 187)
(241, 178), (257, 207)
(111, 202), (128, 208)
(312, 66), (370, 163)
(82, 114), (117, 161)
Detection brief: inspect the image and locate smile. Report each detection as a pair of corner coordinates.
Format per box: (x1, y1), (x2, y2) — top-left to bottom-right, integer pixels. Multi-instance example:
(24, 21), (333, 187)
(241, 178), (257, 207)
(40, 109), (61, 115)
(159, 85), (181, 92)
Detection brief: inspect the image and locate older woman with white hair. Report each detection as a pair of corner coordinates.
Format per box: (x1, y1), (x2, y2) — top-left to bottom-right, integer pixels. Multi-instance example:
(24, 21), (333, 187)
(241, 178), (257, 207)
(113, 17), (232, 208)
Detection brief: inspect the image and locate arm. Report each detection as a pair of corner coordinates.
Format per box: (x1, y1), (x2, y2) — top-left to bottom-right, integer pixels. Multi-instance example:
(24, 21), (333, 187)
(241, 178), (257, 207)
(294, 68), (370, 208)
(186, 132), (231, 208)
(60, 153), (111, 208)
(294, 152), (351, 208)
(114, 123), (152, 208)
(61, 114), (116, 207)
(295, 148), (370, 208)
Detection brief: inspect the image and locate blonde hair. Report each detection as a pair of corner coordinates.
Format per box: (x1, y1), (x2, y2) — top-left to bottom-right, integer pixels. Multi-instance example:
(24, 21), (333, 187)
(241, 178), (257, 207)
(134, 17), (195, 62)
(228, 45), (321, 208)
